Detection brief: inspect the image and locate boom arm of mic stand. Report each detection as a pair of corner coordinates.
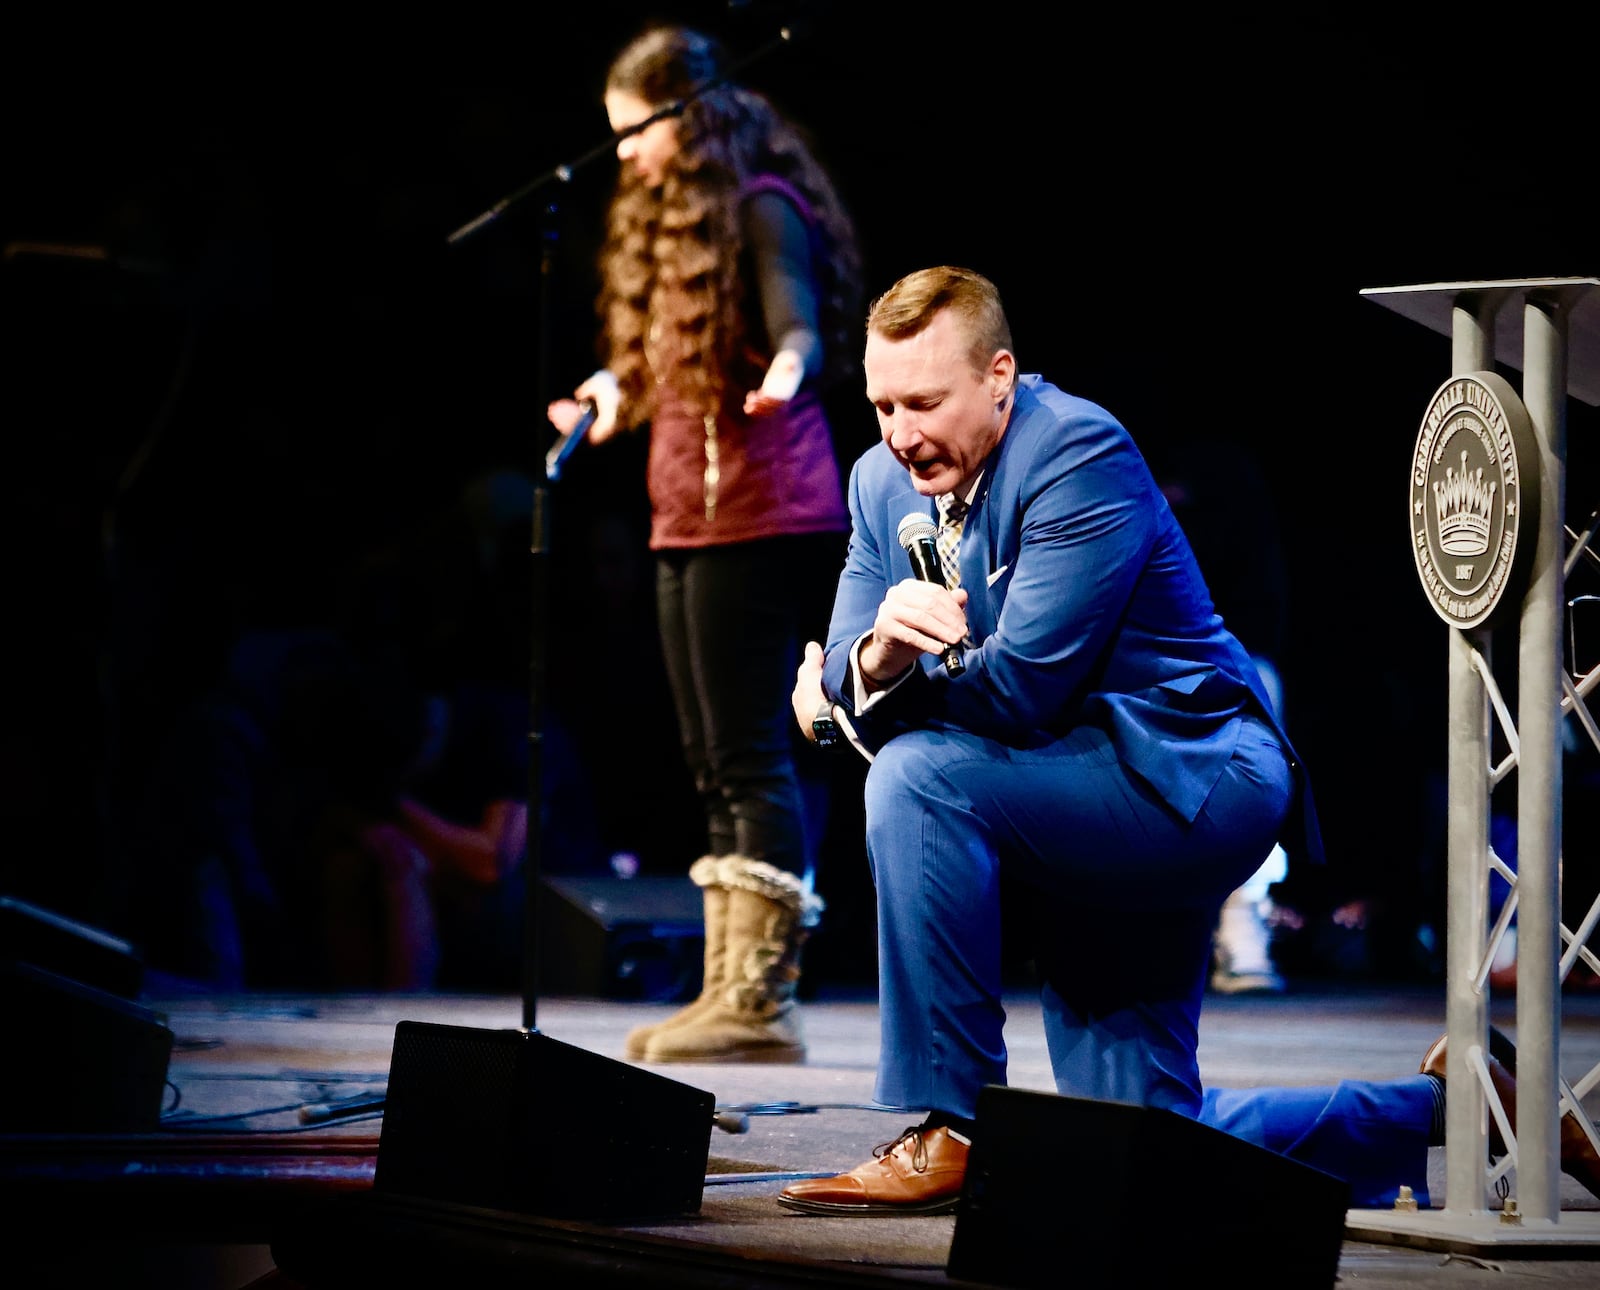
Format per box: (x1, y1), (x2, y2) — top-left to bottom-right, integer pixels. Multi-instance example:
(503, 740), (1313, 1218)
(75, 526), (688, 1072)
(443, 27), (799, 247)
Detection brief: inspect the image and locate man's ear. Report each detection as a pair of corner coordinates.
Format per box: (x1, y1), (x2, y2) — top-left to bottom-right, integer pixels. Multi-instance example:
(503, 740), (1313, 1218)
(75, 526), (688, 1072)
(990, 349), (1017, 402)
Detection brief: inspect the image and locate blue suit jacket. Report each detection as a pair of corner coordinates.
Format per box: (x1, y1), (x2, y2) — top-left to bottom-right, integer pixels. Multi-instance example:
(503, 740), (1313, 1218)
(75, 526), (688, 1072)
(822, 374), (1322, 863)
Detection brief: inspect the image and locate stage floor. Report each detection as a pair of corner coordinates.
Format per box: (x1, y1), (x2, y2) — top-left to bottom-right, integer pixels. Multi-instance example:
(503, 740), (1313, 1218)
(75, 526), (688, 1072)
(8, 982), (1600, 1288)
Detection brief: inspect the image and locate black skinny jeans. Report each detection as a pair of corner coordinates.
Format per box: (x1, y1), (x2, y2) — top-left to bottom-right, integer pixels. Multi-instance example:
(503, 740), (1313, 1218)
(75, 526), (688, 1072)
(655, 532), (844, 878)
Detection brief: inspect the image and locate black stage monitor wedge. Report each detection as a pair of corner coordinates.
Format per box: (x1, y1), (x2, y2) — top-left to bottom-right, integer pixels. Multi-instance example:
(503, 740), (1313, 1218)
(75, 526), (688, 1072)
(0, 959), (173, 1132)
(374, 1021), (715, 1220)
(541, 875), (706, 1002)
(948, 1086), (1351, 1290)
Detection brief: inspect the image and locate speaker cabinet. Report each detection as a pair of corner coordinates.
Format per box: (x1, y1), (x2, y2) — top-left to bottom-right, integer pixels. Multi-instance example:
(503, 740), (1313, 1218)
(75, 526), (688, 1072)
(374, 1021), (714, 1219)
(0, 959), (173, 1132)
(540, 875), (705, 1002)
(948, 1086), (1350, 1289)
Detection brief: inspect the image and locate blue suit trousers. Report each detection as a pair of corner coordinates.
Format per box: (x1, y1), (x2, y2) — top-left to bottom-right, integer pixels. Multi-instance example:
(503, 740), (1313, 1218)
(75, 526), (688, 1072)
(1201, 1076), (1436, 1209)
(865, 715), (1291, 1120)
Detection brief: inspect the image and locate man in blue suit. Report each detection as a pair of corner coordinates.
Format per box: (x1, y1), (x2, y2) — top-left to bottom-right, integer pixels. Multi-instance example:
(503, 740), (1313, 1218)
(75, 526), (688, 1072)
(778, 265), (1600, 1216)
(774, 264), (1321, 1215)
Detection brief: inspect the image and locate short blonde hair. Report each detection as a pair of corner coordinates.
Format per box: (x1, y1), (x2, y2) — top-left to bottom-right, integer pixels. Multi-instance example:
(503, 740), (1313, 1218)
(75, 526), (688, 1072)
(866, 266), (1014, 376)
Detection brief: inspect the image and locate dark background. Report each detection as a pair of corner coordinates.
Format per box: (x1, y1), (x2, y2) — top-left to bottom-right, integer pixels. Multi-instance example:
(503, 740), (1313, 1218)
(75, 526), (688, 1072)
(3, 2), (1595, 988)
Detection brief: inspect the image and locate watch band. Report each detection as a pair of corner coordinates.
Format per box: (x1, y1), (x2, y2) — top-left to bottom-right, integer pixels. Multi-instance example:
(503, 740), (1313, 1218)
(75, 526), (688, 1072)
(811, 698), (842, 750)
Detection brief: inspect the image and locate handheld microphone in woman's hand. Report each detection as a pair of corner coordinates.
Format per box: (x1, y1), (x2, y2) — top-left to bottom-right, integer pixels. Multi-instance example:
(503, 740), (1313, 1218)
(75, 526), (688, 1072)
(546, 399), (598, 481)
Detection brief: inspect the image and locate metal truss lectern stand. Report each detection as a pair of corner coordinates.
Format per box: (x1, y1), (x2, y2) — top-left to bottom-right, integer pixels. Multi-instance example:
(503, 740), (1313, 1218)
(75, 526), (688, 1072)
(1349, 278), (1600, 1254)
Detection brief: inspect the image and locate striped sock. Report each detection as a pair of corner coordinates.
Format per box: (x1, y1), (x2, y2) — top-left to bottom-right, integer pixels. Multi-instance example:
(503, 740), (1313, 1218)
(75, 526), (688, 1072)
(1425, 1073), (1447, 1145)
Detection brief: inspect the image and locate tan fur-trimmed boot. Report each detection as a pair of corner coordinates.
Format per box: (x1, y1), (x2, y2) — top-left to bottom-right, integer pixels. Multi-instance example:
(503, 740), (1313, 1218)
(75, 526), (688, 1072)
(641, 857), (824, 1065)
(622, 855), (731, 1061)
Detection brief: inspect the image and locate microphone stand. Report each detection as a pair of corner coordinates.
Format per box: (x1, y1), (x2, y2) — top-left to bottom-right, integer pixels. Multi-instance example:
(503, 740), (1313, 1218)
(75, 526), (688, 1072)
(444, 24), (799, 1036)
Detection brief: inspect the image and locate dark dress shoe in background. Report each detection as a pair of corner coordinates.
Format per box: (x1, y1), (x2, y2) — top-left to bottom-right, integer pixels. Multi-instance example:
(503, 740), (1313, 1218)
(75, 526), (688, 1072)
(777, 1124), (970, 1215)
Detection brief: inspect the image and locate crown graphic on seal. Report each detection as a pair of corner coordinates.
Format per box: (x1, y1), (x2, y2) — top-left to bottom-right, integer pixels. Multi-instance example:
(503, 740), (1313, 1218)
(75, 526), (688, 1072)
(1433, 450), (1495, 557)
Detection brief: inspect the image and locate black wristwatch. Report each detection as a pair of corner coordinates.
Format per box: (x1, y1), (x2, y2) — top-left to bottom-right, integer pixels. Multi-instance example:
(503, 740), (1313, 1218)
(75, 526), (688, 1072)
(812, 698), (843, 750)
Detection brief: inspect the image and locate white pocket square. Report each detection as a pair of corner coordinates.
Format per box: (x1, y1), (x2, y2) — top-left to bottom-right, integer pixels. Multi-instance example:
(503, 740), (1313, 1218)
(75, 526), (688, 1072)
(986, 564), (1010, 587)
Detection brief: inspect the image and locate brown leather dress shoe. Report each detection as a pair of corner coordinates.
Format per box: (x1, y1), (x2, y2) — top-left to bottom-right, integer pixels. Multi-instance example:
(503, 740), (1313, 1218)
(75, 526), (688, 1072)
(777, 1124), (970, 1215)
(1422, 1028), (1600, 1200)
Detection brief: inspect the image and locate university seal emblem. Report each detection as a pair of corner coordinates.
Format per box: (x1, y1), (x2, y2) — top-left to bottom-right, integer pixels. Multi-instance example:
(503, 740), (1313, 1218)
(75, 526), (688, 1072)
(1409, 370), (1540, 630)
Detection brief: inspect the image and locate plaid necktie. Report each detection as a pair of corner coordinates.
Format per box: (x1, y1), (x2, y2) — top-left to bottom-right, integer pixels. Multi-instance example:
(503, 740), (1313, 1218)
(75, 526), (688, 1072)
(936, 493), (967, 588)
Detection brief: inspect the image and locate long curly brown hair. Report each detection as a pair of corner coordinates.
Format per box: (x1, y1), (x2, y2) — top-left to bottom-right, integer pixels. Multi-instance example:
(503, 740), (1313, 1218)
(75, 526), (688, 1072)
(597, 24), (861, 430)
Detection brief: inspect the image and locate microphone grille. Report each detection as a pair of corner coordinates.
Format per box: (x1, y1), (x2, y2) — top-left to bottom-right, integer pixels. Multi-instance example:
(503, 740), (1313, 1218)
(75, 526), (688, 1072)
(896, 512), (937, 551)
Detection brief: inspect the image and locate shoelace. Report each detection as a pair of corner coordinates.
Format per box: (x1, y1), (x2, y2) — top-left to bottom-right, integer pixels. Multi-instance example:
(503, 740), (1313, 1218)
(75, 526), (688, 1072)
(873, 1126), (931, 1173)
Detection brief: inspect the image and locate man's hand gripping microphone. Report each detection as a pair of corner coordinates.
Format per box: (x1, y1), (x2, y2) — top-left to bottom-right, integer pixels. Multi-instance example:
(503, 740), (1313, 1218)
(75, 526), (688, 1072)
(896, 513), (965, 677)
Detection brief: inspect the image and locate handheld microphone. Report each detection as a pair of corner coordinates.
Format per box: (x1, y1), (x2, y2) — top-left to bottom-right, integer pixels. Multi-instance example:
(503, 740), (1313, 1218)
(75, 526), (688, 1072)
(545, 399), (597, 481)
(896, 512), (965, 677)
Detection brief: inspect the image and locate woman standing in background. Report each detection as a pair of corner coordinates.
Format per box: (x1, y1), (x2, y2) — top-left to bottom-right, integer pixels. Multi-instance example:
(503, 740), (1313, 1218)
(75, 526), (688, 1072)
(547, 23), (861, 1064)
